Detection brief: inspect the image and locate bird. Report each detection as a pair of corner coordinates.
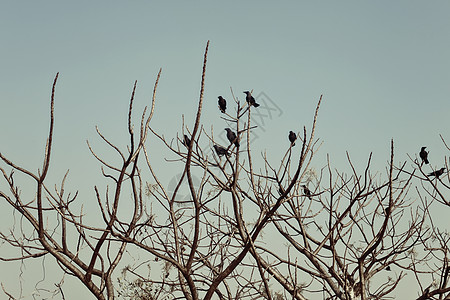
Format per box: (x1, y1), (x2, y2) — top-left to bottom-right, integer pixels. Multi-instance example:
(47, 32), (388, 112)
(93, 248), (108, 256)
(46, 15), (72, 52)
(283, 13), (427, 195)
(243, 91), (260, 107)
(419, 146), (429, 164)
(225, 128), (239, 147)
(289, 131), (297, 146)
(218, 96), (226, 113)
(428, 168), (446, 178)
(301, 185), (312, 200)
(182, 135), (191, 148)
(213, 145), (229, 157)
(386, 266), (391, 271)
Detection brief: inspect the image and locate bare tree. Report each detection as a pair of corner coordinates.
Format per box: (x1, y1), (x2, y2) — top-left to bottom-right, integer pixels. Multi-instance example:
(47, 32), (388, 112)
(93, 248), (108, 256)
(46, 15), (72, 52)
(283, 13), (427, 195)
(401, 134), (450, 300)
(1, 41), (449, 299)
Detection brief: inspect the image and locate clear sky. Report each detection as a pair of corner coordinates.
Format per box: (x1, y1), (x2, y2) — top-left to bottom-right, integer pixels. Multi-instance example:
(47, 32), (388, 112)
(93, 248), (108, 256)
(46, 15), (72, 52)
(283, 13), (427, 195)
(1, 1), (449, 298)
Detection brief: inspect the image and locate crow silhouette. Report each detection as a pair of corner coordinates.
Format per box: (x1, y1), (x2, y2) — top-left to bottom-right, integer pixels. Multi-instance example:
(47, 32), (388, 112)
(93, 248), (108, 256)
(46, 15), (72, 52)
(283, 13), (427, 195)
(428, 167), (445, 178)
(225, 128), (239, 147)
(243, 91), (260, 107)
(301, 185), (312, 200)
(218, 96), (226, 113)
(213, 145), (229, 157)
(289, 131), (297, 146)
(419, 146), (429, 164)
(183, 135), (191, 148)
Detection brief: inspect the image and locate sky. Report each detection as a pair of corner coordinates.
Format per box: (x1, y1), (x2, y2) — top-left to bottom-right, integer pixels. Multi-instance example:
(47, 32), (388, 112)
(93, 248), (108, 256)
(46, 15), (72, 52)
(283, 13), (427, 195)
(0, 1), (449, 299)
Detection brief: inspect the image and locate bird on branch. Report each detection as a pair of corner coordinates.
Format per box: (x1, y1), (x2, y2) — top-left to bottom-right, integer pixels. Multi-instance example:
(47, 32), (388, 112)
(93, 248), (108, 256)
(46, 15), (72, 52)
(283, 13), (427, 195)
(213, 145), (229, 157)
(225, 128), (239, 147)
(243, 91), (260, 107)
(428, 167), (445, 178)
(419, 146), (429, 164)
(218, 96), (226, 113)
(182, 135), (191, 148)
(289, 131), (297, 146)
(301, 185), (312, 200)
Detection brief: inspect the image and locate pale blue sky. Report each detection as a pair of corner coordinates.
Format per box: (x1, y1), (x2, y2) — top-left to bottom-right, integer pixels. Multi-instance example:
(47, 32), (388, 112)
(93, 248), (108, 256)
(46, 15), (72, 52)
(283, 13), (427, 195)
(1, 1), (449, 168)
(1, 1), (449, 298)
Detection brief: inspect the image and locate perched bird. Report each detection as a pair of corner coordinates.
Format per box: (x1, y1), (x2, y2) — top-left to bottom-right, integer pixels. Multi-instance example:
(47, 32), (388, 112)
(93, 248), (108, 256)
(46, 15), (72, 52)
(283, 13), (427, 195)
(225, 128), (239, 147)
(213, 145), (229, 157)
(419, 146), (429, 164)
(182, 135), (191, 148)
(386, 266), (391, 271)
(289, 131), (297, 146)
(243, 91), (260, 107)
(301, 185), (312, 200)
(218, 96), (227, 113)
(428, 168), (446, 178)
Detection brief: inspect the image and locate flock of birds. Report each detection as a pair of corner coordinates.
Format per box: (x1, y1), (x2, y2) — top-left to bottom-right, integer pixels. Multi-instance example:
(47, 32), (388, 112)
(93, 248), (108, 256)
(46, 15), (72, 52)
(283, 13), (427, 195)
(182, 91), (259, 157)
(419, 146), (446, 178)
(215, 91), (313, 198)
(183, 93), (446, 195)
(211, 91), (260, 158)
(212, 91), (298, 158)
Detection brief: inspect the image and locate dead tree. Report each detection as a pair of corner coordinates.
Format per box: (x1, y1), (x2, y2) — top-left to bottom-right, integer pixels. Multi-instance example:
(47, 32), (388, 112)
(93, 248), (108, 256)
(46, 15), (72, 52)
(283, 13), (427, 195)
(0, 41), (445, 299)
(405, 135), (450, 300)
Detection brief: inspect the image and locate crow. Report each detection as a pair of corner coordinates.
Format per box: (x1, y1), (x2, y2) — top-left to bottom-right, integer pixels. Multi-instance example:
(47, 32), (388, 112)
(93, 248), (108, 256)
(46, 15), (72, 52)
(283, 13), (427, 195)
(289, 131), (297, 146)
(218, 96), (227, 113)
(225, 128), (239, 147)
(213, 145), (229, 157)
(301, 185), (312, 200)
(243, 91), (260, 107)
(182, 135), (191, 148)
(428, 167), (446, 178)
(419, 146), (429, 164)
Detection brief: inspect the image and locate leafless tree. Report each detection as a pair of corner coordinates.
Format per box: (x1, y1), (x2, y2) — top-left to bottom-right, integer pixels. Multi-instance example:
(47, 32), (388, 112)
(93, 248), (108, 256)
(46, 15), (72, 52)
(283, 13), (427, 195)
(400, 134), (450, 300)
(1, 41), (449, 299)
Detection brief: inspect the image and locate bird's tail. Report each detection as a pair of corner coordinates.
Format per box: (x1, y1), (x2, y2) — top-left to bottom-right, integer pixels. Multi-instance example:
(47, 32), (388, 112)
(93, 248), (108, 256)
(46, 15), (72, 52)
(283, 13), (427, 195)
(254, 103), (260, 107)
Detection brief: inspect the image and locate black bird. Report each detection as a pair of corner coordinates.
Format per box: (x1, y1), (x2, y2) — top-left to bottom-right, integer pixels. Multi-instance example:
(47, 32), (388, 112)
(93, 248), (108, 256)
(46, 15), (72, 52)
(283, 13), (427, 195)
(225, 128), (239, 147)
(386, 266), (391, 271)
(182, 135), (191, 148)
(213, 145), (229, 157)
(243, 91), (260, 107)
(218, 96), (227, 113)
(428, 167), (446, 178)
(419, 146), (429, 164)
(289, 131), (297, 146)
(301, 185), (312, 200)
